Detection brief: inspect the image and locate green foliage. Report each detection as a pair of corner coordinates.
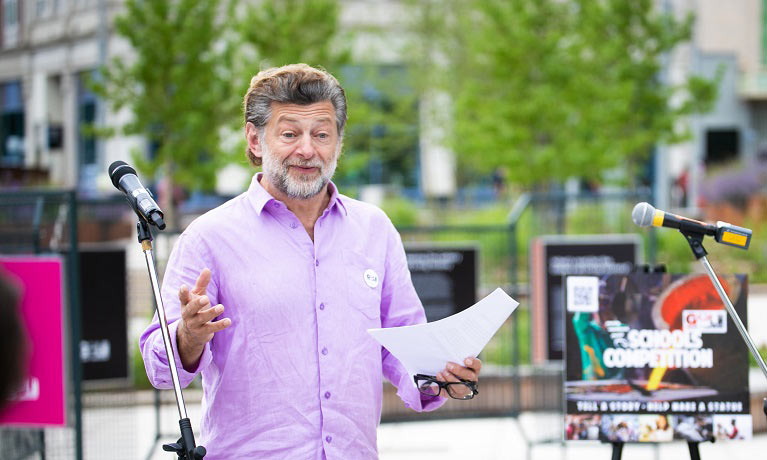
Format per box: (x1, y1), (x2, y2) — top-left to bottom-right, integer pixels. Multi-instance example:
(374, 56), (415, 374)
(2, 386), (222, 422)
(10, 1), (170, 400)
(482, 309), (530, 365)
(92, 0), (238, 191)
(408, 0), (718, 186)
(235, 0), (349, 71)
(132, 346), (152, 390)
(380, 196), (419, 227)
(655, 226), (695, 274)
(748, 344), (767, 369)
(338, 65), (421, 187)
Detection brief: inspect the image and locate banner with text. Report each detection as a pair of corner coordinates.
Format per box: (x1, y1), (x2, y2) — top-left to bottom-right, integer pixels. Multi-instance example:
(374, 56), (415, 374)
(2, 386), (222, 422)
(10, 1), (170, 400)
(564, 273), (750, 443)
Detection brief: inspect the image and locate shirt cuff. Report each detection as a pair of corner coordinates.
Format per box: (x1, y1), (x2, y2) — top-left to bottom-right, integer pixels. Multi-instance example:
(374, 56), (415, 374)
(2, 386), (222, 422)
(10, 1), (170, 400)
(168, 319), (212, 382)
(396, 372), (447, 412)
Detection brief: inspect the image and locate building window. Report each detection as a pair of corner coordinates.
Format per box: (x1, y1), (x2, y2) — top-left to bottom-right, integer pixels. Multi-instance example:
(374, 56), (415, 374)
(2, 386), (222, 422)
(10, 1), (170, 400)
(77, 71), (101, 194)
(34, 0), (60, 20)
(3, 0), (20, 48)
(705, 129), (739, 165)
(0, 81), (25, 167)
(36, 0), (47, 19)
(3, 0), (19, 28)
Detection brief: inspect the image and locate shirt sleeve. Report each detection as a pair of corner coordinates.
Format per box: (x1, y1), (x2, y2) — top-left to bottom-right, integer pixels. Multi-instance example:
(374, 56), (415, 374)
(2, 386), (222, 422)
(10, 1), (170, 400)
(379, 218), (446, 412)
(138, 231), (218, 389)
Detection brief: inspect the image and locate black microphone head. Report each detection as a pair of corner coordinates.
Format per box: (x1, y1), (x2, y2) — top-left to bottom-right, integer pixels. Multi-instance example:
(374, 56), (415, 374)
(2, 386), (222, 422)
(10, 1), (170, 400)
(108, 161), (137, 189)
(632, 202), (656, 227)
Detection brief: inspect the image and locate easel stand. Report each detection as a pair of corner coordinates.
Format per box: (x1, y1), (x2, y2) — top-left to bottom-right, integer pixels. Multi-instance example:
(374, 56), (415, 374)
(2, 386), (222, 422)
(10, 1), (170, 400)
(610, 229), (767, 460)
(610, 441), (702, 460)
(137, 220), (206, 460)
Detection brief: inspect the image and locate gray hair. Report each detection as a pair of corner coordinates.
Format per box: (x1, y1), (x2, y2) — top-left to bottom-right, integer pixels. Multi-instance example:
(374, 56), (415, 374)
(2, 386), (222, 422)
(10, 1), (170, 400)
(243, 63), (347, 167)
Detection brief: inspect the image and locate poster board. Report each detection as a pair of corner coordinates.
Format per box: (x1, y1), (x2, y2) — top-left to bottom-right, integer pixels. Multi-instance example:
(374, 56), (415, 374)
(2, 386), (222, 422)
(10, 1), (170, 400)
(406, 245), (477, 322)
(0, 257), (67, 427)
(78, 248), (129, 382)
(564, 273), (751, 442)
(531, 235), (640, 361)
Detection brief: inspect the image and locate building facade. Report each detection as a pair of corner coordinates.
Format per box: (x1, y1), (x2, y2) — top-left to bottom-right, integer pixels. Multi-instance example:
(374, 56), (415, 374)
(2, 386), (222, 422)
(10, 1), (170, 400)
(661, 0), (767, 210)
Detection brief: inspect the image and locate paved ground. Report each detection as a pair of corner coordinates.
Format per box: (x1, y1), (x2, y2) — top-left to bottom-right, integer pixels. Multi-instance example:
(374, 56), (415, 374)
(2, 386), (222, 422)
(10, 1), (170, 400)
(129, 407), (767, 460)
(378, 415), (767, 460)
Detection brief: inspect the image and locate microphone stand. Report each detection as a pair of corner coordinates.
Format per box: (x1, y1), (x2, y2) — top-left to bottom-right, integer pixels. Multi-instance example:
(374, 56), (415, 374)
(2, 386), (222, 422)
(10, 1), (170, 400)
(680, 229), (767, 460)
(137, 219), (206, 460)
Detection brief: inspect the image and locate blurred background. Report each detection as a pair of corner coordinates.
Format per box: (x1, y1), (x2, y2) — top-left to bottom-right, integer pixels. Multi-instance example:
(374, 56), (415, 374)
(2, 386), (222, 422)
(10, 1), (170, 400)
(1, 0), (767, 459)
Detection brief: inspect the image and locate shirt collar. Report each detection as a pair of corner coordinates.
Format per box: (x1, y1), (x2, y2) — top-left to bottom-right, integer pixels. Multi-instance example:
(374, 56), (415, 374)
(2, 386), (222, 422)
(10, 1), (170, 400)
(247, 172), (348, 217)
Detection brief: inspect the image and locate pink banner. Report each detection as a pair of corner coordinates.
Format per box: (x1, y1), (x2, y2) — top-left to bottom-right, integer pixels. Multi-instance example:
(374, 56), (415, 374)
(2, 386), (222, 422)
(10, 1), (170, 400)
(0, 257), (67, 427)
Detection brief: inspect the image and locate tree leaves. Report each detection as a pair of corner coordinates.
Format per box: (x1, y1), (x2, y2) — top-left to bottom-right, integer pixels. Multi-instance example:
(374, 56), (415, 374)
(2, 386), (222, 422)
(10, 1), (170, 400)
(409, 0), (718, 186)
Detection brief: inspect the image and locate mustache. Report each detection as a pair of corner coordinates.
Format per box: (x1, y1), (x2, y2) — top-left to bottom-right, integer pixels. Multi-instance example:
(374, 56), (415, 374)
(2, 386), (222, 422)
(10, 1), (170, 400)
(284, 159), (324, 169)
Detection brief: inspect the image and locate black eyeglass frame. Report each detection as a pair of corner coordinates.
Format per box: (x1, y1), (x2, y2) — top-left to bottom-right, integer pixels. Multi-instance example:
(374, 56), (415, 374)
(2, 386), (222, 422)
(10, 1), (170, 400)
(413, 373), (479, 400)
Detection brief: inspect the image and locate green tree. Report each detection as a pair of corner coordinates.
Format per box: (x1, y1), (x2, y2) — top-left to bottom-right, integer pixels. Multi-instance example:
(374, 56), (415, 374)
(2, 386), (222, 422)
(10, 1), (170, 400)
(92, 0), (238, 229)
(410, 0), (717, 186)
(235, 0), (347, 71)
(337, 65), (421, 188)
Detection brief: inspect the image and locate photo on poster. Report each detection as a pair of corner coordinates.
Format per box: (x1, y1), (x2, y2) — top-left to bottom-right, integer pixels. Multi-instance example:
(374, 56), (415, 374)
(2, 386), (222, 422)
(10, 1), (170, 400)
(564, 273), (751, 442)
(638, 414), (673, 442)
(601, 414), (639, 442)
(565, 414), (601, 440)
(673, 415), (713, 442)
(713, 414), (752, 441)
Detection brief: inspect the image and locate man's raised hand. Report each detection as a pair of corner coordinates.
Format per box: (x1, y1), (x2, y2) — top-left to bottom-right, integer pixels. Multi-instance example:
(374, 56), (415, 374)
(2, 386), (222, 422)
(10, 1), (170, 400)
(176, 268), (231, 370)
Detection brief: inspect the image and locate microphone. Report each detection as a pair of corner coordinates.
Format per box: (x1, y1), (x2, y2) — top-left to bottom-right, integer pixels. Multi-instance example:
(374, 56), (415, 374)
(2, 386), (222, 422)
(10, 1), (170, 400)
(632, 202), (751, 249)
(108, 161), (166, 230)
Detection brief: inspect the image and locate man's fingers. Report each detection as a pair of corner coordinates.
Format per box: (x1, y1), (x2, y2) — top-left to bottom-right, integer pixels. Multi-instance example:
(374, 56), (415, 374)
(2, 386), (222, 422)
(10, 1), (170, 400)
(181, 295), (210, 321)
(206, 317), (232, 333)
(192, 268), (211, 295)
(446, 362), (477, 381)
(195, 304), (224, 325)
(178, 284), (190, 304)
(443, 367), (465, 382)
(464, 357), (482, 374)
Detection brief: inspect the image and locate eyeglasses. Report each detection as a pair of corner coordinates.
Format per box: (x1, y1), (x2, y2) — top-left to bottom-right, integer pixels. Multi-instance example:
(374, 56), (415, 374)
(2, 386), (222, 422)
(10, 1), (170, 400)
(414, 374), (479, 400)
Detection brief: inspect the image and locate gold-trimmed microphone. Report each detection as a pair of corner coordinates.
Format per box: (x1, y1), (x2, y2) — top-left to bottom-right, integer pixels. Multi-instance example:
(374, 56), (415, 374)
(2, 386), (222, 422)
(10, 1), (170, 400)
(631, 202), (751, 250)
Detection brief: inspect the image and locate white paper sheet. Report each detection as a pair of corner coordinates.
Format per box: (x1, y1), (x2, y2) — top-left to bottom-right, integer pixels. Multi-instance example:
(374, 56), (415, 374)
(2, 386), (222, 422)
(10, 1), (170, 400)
(367, 287), (519, 387)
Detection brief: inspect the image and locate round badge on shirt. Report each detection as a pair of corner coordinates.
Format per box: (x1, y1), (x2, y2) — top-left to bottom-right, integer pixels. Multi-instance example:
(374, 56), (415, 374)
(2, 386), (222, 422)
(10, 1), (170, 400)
(364, 269), (379, 288)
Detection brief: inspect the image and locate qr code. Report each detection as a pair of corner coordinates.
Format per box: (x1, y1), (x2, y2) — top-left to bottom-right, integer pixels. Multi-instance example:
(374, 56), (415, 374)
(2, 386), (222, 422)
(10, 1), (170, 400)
(567, 276), (599, 312)
(573, 285), (595, 307)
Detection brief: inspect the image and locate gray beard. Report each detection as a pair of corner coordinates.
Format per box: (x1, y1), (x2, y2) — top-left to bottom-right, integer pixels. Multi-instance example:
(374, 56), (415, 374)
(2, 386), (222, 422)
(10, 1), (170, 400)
(260, 138), (339, 199)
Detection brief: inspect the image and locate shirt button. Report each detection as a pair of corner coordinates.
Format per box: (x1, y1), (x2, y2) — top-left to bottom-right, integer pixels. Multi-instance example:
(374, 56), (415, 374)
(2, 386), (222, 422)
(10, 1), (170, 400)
(324, 391), (331, 399)
(326, 435), (332, 443)
(319, 303), (325, 310)
(289, 222), (297, 229)
(273, 202), (280, 208)
(322, 347), (328, 355)
(315, 260), (319, 267)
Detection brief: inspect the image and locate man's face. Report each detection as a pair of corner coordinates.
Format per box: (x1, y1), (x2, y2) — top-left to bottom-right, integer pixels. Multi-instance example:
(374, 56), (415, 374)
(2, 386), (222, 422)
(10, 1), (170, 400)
(250, 101), (341, 200)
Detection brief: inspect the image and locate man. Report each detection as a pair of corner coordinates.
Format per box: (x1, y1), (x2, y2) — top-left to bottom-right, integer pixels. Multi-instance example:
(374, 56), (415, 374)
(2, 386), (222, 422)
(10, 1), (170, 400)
(140, 63), (482, 459)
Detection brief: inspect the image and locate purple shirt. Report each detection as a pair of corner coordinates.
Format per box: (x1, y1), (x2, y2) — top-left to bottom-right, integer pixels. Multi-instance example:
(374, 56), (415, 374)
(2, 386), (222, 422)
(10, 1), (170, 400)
(140, 173), (444, 459)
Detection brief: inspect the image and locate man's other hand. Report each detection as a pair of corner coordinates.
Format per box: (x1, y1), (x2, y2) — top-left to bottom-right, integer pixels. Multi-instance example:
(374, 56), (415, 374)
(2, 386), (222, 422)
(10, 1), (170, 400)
(177, 268), (231, 370)
(435, 357), (482, 399)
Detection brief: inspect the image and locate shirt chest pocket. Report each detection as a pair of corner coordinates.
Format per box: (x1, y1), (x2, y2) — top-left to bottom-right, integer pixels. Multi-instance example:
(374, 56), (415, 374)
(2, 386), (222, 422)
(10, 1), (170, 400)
(342, 249), (383, 321)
